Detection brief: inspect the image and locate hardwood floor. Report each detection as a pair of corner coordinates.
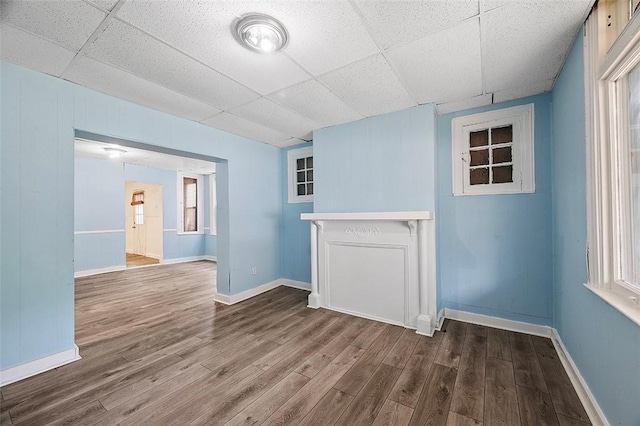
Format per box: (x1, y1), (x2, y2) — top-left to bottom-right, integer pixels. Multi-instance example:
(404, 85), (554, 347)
(0, 262), (591, 426)
(125, 253), (160, 267)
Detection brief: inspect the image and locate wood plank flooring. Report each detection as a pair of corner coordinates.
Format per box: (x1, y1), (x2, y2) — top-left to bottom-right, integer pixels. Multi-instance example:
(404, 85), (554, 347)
(0, 261), (591, 426)
(126, 253), (160, 267)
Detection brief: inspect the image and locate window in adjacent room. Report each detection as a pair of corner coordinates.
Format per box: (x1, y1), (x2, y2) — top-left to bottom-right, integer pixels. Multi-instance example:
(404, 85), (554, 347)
(287, 146), (313, 203)
(451, 104), (534, 196)
(177, 173), (203, 234)
(209, 173), (217, 235)
(131, 190), (144, 225)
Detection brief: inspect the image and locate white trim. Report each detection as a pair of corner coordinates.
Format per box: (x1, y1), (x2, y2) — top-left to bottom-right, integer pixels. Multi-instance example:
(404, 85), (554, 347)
(585, 283), (640, 326)
(287, 146), (314, 204)
(443, 308), (553, 337)
(436, 309), (446, 330)
(75, 265), (126, 277)
(214, 279), (282, 305)
(74, 229), (125, 235)
(281, 279), (311, 291)
(0, 345), (80, 387)
(204, 255), (217, 262)
(585, 8), (640, 322)
(551, 329), (608, 426)
(162, 256), (210, 265)
(301, 211), (433, 221)
(451, 103), (535, 196)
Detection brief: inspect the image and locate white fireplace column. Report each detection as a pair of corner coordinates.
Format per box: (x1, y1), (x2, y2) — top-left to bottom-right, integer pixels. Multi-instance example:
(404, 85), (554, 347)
(301, 211), (437, 337)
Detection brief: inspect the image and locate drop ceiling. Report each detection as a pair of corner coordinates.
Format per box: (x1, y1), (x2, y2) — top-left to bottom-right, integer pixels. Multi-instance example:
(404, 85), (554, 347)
(74, 138), (217, 174)
(1, 0), (593, 147)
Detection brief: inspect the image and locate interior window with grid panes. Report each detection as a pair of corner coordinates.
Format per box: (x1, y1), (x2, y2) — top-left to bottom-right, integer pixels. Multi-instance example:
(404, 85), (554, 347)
(452, 103), (534, 196)
(469, 125), (513, 185)
(296, 156), (314, 196)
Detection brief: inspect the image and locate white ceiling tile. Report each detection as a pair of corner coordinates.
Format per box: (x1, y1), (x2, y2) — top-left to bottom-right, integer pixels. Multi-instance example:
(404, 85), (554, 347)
(492, 78), (554, 103)
(0, 0), (106, 51)
(84, 0), (119, 12)
(230, 98), (319, 140)
(65, 56), (221, 122)
(319, 54), (416, 117)
(0, 24), (76, 77)
(271, 1), (378, 75)
(202, 112), (292, 146)
(386, 19), (483, 104)
(75, 139), (217, 173)
(483, 1), (591, 93)
(269, 79), (363, 127)
(435, 94), (493, 115)
(116, 0), (310, 94)
(84, 19), (259, 110)
(353, 0), (479, 50)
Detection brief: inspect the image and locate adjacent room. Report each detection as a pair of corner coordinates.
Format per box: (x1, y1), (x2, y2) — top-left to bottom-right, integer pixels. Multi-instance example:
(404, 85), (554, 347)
(1, 1), (639, 425)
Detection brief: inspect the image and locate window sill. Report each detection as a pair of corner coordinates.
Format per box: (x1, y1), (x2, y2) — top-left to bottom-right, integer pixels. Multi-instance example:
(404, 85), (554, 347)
(584, 283), (640, 327)
(287, 197), (314, 204)
(177, 231), (204, 236)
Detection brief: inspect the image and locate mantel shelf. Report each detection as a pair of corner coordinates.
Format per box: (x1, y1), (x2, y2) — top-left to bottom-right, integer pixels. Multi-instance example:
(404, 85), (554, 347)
(301, 211), (433, 221)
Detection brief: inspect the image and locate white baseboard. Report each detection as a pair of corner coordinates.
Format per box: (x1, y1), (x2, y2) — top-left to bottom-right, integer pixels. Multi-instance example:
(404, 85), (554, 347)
(443, 308), (553, 337)
(203, 255), (217, 262)
(436, 309), (446, 331)
(214, 279), (282, 305)
(281, 279), (311, 291)
(0, 345), (81, 387)
(162, 256), (212, 265)
(551, 329), (607, 426)
(75, 265), (126, 278)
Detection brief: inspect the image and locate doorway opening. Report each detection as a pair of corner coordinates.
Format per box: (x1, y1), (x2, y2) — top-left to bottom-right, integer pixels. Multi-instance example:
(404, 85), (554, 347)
(125, 181), (163, 267)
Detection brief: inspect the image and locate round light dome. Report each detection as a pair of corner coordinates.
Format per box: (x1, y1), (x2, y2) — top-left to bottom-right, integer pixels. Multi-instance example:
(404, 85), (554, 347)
(233, 14), (288, 53)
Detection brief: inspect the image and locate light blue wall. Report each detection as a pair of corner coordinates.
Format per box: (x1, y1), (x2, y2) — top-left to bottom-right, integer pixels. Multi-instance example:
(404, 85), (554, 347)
(436, 94), (554, 325)
(74, 157), (125, 271)
(313, 104), (436, 213)
(280, 143), (313, 286)
(1, 61), (280, 370)
(552, 36), (640, 426)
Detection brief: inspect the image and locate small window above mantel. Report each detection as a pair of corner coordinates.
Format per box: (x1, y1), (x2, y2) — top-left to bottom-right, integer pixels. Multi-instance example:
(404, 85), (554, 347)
(452, 104), (535, 196)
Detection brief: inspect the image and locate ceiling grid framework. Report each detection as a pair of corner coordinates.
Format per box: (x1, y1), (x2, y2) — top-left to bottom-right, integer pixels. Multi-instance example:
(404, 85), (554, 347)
(0, 0), (594, 147)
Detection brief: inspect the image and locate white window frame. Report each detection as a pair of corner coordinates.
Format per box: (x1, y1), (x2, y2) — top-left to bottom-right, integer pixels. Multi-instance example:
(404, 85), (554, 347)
(177, 172), (204, 235)
(585, 8), (640, 326)
(209, 173), (217, 236)
(451, 104), (535, 196)
(287, 146), (314, 203)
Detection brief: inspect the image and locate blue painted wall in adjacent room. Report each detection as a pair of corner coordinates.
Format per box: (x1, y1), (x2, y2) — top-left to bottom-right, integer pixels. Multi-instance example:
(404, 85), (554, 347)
(313, 104), (436, 213)
(280, 143), (313, 286)
(74, 158), (214, 272)
(436, 94), (554, 325)
(0, 61), (280, 370)
(551, 36), (640, 426)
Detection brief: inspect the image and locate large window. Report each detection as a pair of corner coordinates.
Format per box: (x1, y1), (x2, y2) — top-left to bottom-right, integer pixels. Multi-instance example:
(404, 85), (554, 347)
(177, 173), (204, 234)
(287, 146), (314, 203)
(585, 6), (640, 325)
(451, 104), (534, 196)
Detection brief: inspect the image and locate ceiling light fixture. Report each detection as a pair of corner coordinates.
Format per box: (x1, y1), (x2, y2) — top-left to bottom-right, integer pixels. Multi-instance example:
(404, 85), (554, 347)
(233, 14), (288, 53)
(104, 147), (126, 158)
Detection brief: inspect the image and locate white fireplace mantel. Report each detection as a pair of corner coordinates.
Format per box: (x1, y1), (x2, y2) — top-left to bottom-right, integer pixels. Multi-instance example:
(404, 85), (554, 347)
(301, 211), (437, 336)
